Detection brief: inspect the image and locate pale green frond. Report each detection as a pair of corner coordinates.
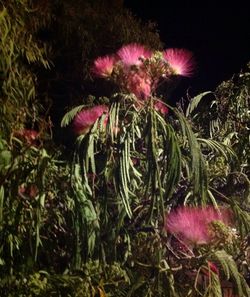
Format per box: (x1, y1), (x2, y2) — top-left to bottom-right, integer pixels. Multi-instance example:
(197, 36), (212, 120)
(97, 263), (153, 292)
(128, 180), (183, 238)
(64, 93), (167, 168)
(230, 202), (250, 237)
(185, 91), (212, 117)
(211, 250), (250, 297)
(203, 272), (222, 297)
(174, 108), (208, 204)
(60, 104), (85, 127)
(198, 138), (236, 162)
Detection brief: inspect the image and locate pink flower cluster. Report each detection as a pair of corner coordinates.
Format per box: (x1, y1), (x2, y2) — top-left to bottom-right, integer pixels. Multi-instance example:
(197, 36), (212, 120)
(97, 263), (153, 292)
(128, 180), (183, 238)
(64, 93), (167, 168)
(73, 105), (108, 135)
(91, 43), (194, 101)
(165, 206), (231, 246)
(72, 44), (194, 135)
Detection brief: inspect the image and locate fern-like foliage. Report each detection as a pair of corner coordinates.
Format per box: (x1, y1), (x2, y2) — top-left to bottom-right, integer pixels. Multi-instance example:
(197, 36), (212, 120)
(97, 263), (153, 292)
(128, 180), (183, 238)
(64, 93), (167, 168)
(61, 105), (85, 128)
(0, 1), (51, 137)
(211, 250), (250, 297)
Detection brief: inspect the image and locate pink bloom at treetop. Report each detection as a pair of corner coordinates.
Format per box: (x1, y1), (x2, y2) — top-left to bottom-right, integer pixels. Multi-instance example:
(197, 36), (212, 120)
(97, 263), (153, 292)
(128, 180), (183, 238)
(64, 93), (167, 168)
(165, 206), (231, 246)
(117, 43), (152, 66)
(91, 44), (195, 101)
(73, 105), (109, 135)
(163, 48), (195, 77)
(91, 55), (117, 78)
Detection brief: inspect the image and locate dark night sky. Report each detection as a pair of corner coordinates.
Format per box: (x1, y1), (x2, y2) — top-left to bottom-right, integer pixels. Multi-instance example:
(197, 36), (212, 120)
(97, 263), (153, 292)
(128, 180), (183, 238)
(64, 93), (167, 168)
(124, 1), (250, 99)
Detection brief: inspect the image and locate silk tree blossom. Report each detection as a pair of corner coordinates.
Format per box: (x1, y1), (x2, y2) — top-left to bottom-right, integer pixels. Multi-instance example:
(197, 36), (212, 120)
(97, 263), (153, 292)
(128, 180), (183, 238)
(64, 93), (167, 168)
(15, 129), (39, 145)
(163, 48), (195, 77)
(154, 101), (169, 115)
(117, 43), (152, 67)
(91, 55), (117, 78)
(165, 206), (231, 246)
(73, 105), (109, 135)
(125, 71), (152, 100)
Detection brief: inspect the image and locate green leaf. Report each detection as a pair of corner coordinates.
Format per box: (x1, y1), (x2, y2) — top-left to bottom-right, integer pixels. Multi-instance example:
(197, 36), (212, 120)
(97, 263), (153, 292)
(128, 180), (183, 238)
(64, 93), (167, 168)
(60, 104), (85, 127)
(0, 149), (12, 171)
(185, 91), (212, 117)
(212, 250), (250, 297)
(198, 138), (236, 162)
(0, 186), (4, 225)
(175, 108), (208, 204)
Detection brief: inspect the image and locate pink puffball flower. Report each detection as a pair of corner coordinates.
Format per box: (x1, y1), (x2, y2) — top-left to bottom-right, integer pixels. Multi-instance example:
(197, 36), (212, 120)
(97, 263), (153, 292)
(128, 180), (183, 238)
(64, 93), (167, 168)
(154, 101), (169, 115)
(117, 43), (152, 67)
(91, 55), (117, 78)
(165, 206), (230, 246)
(126, 71), (152, 100)
(15, 129), (39, 145)
(73, 105), (109, 135)
(163, 48), (195, 77)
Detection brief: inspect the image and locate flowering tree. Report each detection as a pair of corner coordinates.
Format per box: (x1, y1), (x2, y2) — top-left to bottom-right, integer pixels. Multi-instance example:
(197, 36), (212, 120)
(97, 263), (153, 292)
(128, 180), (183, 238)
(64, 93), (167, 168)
(0, 2), (249, 295)
(61, 44), (250, 296)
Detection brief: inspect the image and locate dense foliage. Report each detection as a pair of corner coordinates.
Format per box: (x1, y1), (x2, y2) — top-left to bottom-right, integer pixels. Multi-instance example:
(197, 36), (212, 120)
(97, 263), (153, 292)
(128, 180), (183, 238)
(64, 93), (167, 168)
(0, 1), (249, 296)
